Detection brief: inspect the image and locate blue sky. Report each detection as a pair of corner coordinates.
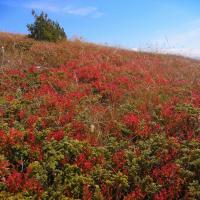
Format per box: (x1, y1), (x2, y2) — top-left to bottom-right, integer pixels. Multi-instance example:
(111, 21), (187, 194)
(1, 0), (200, 57)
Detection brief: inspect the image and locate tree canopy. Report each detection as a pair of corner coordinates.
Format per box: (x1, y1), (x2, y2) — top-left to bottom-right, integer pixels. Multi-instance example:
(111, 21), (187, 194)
(27, 10), (67, 42)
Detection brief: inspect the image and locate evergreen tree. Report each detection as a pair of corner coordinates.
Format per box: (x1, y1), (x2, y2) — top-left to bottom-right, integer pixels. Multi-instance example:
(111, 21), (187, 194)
(27, 10), (67, 42)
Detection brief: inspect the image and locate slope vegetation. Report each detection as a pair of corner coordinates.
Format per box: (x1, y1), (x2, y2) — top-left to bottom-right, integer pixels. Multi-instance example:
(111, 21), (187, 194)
(1, 32), (200, 199)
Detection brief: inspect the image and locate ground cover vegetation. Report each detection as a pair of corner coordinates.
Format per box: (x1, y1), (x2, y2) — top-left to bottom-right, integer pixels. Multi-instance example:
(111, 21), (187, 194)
(0, 33), (200, 199)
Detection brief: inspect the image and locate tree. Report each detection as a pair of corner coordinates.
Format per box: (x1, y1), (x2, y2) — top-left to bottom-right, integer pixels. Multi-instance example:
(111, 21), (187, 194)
(27, 10), (67, 42)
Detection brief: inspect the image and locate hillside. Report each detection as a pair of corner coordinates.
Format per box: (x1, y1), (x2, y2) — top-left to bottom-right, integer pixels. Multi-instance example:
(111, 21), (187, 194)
(1, 32), (200, 199)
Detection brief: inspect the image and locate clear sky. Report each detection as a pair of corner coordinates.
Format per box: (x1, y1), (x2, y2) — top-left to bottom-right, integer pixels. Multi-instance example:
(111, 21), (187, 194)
(1, 0), (200, 57)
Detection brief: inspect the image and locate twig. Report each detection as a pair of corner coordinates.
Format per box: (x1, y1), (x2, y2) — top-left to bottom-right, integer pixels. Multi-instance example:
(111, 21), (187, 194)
(21, 156), (24, 172)
(1, 46), (5, 73)
(74, 72), (79, 86)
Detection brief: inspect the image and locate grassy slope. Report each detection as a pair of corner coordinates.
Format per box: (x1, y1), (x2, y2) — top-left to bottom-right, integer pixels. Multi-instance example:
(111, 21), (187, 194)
(1, 32), (200, 199)
(0, 32), (198, 68)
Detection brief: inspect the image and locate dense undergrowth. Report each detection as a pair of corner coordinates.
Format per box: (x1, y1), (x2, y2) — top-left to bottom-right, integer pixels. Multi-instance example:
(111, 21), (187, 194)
(0, 33), (200, 199)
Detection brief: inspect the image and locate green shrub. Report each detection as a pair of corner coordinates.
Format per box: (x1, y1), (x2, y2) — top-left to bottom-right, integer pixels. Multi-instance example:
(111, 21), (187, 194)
(27, 10), (67, 42)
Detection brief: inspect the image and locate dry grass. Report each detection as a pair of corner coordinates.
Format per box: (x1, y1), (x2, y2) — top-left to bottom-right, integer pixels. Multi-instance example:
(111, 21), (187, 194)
(0, 32), (199, 70)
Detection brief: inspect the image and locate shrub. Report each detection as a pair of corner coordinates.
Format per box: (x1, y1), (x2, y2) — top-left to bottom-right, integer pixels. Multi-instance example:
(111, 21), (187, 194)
(27, 10), (67, 42)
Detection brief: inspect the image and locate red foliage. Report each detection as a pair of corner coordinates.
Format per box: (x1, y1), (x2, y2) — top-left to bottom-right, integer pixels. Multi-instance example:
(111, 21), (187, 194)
(5, 167), (43, 195)
(153, 188), (168, 200)
(124, 186), (146, 200)
(6, 128), (24, 145)
(47, 130), (65, 141)
(152, 163), (180, 184)
(82, 185), (92, 200)
(0, 130), (7, 144)
(112, 151), (126, 170)
(6, 171), (23, 192)
(18, 110), (26, 120)
(75, 66), (101, 83)
(76, 153), (94, 171)
(0, 160), (10, 177)
(123, 113), (139, 128)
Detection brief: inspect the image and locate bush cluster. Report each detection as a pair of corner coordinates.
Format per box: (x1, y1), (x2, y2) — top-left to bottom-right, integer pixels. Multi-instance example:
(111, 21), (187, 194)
(27, 10), (66, 42)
